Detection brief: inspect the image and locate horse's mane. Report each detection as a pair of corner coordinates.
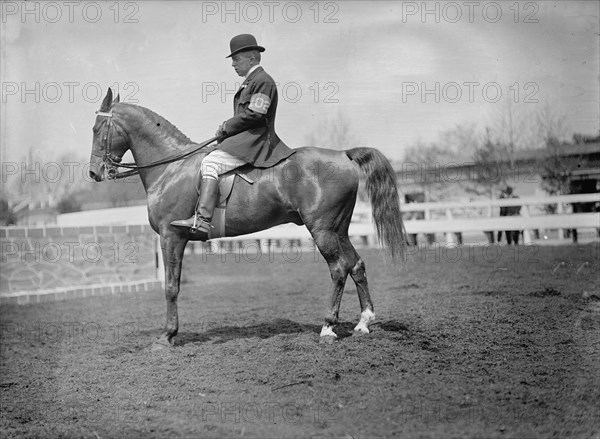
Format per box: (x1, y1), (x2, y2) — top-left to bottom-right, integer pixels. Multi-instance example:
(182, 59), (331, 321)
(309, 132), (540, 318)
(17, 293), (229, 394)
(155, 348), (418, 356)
(115, 102), (194, 146)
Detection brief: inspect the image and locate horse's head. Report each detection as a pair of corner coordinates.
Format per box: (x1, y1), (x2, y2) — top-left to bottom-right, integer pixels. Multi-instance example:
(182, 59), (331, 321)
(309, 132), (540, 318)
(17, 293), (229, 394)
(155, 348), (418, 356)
(89, 88), (130, 182)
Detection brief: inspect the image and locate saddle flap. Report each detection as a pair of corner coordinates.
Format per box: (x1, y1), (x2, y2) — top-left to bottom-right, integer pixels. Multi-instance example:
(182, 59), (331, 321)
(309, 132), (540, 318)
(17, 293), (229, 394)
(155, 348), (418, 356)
(208, 167), (255, 240)
(216, 168), (254, 207)
(216, 173), (236, 208)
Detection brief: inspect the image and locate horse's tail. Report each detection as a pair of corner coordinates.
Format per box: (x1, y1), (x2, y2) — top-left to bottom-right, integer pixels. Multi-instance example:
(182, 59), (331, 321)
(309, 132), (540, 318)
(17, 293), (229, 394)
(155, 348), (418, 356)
(346, 147), (407, 264)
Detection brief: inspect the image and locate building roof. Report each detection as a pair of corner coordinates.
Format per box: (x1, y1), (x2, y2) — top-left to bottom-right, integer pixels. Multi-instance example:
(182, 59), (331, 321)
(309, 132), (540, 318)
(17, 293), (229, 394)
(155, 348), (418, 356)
(394, 142), (600, 174)
(512, 142), (600, 161)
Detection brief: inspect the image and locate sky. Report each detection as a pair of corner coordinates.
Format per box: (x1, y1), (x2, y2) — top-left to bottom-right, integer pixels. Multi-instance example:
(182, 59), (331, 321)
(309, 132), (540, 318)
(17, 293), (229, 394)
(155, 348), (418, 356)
(1, 0), (599, 169)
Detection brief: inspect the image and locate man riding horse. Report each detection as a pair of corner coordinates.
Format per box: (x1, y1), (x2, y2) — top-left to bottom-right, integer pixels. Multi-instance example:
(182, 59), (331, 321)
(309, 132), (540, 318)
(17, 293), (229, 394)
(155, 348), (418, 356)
(89, 34), (406, 345)
(171, 34), (295, 234)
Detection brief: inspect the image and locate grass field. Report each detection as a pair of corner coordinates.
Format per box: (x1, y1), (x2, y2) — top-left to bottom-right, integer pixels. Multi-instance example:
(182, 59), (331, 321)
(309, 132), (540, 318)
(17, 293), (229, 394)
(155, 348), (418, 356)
(1, 244), (599, 438)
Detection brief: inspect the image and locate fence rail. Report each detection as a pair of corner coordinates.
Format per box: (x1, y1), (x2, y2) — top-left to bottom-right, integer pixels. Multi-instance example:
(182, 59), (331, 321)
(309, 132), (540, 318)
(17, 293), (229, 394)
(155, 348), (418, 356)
(2, 194), (598, 303)
(207, 194), (599, 248)
(399, 193), (600, 213)
(394, 193), (600, 245)
(0, 224), (163, 304)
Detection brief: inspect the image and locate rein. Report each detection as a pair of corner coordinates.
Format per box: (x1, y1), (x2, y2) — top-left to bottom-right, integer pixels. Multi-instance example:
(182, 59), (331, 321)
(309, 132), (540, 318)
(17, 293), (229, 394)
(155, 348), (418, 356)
(95, 110), (219, 180)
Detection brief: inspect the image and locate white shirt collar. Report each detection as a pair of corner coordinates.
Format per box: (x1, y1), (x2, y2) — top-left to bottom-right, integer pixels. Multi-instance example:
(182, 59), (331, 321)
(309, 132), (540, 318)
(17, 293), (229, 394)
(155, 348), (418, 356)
(245, 64), (260, 79)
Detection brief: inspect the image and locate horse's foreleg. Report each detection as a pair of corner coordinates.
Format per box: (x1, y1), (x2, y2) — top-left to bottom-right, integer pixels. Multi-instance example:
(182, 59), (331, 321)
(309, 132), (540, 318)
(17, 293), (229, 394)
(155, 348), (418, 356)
(341, 238), (375, 334)
(153, 233), (187, 349)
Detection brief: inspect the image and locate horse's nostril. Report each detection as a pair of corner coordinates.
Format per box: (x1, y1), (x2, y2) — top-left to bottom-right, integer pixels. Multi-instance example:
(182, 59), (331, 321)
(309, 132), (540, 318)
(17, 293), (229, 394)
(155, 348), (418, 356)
(89, 171), (96, 179)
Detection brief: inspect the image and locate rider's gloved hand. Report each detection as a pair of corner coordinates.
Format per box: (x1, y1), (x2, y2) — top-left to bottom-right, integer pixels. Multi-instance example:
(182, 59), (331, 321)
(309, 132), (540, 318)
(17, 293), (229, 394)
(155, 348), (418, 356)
(215, 121), (227, 139)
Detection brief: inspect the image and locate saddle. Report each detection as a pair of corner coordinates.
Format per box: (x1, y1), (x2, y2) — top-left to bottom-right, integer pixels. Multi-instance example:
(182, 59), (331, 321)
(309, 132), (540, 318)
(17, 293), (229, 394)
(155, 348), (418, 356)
(208, 166), (254, 239)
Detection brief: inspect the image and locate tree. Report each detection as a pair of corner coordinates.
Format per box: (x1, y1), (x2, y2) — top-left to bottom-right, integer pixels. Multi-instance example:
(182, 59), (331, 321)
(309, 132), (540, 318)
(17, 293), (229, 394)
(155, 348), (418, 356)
(73, 175), (147, 209)
(489, 99), (536, 163)
(465, 128), (510, 199)
(437, 123), (480, 162)
(57, 194), (82, 214)
(533, 104), (582, 198)
(0, 195), (17, 225)
(572, 132), (600, 144)
(304, 110), (363, 150)
(533, 102), (571, 148)
(537, 136), (580, 196)
(403, 124), (482, 201)
(4, 150), (90, 206)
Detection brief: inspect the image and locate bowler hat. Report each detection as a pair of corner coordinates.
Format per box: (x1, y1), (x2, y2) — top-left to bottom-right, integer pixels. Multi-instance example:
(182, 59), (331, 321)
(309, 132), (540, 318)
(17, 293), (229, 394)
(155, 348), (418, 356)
(226, 34), (265, 58)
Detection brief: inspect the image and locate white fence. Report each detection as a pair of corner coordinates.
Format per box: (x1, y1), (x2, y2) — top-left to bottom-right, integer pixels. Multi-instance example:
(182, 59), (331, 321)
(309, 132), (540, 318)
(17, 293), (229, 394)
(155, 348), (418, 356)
(181, 193), (600, 249)
(397, 193), (600, 244)
(56, 193), (600, 247)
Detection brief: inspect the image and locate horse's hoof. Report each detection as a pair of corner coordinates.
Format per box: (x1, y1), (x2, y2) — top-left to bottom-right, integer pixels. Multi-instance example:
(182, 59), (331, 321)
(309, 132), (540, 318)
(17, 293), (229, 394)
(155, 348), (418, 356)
(353, 329), (370, 336)
(319, 325), (337, 341)
(151, 337), (173, 351)
(353, 310), (375, 335)
(319, 335), (337, 344)
(353, 324), (370, 335)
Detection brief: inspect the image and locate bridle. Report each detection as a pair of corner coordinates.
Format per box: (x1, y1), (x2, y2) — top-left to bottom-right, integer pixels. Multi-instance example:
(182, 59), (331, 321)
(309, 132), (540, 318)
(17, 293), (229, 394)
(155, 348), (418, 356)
(94, 110), (220, 180)
(95, 110), (128, 179)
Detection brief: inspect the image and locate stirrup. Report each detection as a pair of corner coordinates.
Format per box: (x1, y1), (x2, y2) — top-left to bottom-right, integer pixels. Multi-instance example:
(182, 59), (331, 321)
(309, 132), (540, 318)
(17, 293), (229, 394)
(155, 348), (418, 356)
(190, 214), (214, 233)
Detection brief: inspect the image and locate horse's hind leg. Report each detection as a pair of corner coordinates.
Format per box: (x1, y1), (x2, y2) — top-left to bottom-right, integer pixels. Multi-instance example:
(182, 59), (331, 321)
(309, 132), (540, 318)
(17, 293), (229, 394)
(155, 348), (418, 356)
(312, 230), (353, 341)
(341, 237), (375, 334)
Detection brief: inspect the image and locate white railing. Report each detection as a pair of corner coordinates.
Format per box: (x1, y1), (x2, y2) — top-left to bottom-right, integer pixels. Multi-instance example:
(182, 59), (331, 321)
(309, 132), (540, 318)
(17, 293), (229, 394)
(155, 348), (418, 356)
(50, 193), (599, 247)
(399, 193), (600, 215)
(395, 193), (600, 244)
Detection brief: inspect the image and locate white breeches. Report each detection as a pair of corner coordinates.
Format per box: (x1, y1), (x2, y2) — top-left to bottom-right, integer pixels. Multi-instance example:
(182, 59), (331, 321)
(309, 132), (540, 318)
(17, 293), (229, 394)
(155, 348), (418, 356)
(200, 149), (247, 181)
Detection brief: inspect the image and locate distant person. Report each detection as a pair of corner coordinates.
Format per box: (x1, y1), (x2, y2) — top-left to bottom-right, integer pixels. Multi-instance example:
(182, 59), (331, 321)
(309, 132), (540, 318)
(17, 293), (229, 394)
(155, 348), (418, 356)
(569, 179), (598, 243)
(404, 196), (419, 245)
(498, 186), (521, 245)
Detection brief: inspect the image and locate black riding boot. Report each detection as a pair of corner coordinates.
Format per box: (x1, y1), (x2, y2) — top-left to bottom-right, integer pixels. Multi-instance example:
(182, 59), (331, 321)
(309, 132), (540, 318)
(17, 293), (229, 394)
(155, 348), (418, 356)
(170, 178), (219, 233)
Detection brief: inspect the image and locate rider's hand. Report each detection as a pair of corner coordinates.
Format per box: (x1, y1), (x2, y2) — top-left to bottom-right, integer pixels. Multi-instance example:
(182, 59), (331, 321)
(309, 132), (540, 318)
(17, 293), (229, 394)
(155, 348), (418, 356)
(215, 122), (227, 138)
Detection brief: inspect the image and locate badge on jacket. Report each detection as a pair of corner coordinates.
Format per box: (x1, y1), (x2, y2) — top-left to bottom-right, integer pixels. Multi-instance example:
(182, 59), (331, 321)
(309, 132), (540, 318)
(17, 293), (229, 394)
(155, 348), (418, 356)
(248, 93), (271, 114)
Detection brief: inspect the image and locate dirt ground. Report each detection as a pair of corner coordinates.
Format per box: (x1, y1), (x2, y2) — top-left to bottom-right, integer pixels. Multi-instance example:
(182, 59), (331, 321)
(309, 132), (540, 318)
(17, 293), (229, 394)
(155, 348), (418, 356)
(1, 243), (599, 438)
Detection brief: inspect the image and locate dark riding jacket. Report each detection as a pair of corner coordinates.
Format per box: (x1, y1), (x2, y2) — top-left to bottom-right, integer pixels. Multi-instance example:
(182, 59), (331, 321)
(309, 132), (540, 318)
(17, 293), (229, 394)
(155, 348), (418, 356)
(218, 66), (295, 167)
(499, 193), (520, 216)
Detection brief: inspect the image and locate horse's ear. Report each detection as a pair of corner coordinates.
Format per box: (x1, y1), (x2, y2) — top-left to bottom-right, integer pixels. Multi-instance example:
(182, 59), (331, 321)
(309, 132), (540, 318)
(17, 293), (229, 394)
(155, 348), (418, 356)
(100, 88), (113, 111)
(114, 93), (120, 104)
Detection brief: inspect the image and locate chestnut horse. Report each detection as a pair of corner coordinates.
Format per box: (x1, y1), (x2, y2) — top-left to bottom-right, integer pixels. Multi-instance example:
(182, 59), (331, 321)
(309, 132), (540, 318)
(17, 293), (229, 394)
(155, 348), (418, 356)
(89, 89), (406, 348)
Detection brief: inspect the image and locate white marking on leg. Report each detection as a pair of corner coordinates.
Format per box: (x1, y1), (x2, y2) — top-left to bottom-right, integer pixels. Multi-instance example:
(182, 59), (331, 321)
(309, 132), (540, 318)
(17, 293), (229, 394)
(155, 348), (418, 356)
(320, 325), (337, 338)
(354, 309), (375, 334)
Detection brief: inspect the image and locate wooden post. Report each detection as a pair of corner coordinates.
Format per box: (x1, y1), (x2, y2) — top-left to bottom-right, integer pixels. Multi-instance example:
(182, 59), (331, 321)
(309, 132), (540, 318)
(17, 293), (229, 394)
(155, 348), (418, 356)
(485, 201), (495, 244)
(445, 209), (456, 244)
(556, 202), (564, 240)
(521, 205), (532, 244)
(424, 206), (435, 244)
